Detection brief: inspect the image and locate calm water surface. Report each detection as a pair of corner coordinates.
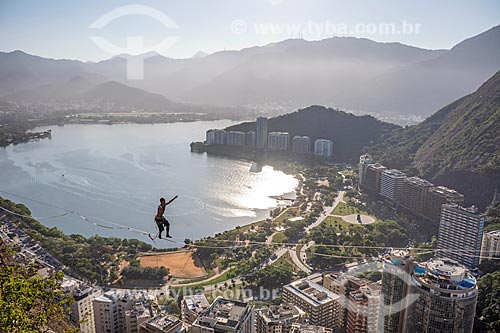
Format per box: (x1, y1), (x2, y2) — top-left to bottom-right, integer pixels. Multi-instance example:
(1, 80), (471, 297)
(0, 121), (297, 246)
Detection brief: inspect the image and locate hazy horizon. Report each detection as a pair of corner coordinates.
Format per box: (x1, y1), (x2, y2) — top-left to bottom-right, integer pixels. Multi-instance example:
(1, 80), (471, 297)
(1, 0), (499, 62)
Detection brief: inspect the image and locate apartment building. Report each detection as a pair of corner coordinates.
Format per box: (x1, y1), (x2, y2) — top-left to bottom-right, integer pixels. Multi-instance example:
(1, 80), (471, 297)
(313, 139), (334, 159)
(268, 132), (290, 150)
(292, 136), (311, 154)
(256, 303), (305, 333)
(481, 230), (500, 262)
(400, 177), (434, 216)
(182, 295), (210, 324)
(191, 297), (254, 333)
(379, 169), (406, 204)
(437, 204), (485, 269)
(283, 279), (342, 329)
(406, 258), (478, 333)
(363, 163), (387, 193)
(425, 186), (464, 224)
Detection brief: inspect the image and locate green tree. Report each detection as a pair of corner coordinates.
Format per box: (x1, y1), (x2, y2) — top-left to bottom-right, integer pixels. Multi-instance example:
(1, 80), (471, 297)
(475, 270), (500, 332)
(0, 250), (75, 332)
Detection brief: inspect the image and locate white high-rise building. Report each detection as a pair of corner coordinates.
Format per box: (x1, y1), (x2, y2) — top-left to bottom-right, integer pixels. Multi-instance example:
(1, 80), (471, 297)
(227, 131), (245, 146)
(268, 132), (289, 150)
(206, 129), (226, 145)
(406, 258), (478, 333)
(124, 303), (151, 333)
(62, 278), (101, 333)
(94, 291), (120, 333)
(438, 204), (485, 269)
(246, 131), (256, 146)
(481, 230), (500, 262)
(314, 139), (334, 159)
(378, 249), (414, 333)
(358, 154), (373, 186)
(292, 136), (311, 154)
(94, 290), (150, 333)
(379, 169), (407, 203)
(256, 117), (269, 148)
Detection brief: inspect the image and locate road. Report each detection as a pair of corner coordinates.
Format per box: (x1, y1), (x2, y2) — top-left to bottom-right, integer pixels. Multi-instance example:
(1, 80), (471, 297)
(290, 190), (345, 274)
(305, 191), (344, 233)
(289, 246), (312, 274)
(262, 247), (288, 268)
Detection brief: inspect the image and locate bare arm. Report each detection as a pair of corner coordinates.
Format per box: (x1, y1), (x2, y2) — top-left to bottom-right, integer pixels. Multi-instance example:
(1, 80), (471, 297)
(166, 195), (178, 205)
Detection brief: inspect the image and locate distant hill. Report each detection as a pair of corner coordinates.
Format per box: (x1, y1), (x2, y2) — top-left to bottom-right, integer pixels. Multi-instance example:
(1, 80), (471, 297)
(369, 71), (500, 208)
(5, 76), (173, 111)
(227, 105), (399, 162)
(180, 37), (445, 110)
(77, 80), (172, 111)
(363, 25), (500, 117)
(0, 50), (87, 96)
(6, 73), (107, 103)
(1, 25), (498, 120)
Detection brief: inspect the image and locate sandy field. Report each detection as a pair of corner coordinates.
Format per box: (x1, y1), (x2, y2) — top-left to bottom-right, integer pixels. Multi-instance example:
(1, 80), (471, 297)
(139, 251), (207, 278)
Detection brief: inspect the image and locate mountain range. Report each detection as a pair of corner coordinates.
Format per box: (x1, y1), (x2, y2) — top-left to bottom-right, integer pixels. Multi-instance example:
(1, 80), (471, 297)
(369, 70), (500, 209)
(1, 25), (499, 120)
(224, 69), (499, 209)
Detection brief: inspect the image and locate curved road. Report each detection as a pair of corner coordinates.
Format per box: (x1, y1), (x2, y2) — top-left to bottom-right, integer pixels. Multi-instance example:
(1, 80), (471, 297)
(291, 190), (345, 274)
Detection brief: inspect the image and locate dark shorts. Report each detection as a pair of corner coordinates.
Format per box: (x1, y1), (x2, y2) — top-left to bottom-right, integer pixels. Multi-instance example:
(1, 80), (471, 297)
(155, 217), (169, 230)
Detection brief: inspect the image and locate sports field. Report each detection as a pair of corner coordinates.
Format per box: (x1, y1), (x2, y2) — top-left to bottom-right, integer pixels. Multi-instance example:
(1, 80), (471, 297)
(139, 251), (207, 278)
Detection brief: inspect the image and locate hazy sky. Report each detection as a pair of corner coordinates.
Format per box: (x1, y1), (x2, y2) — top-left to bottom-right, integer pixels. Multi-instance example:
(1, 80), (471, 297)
(1, 0), (498, 61)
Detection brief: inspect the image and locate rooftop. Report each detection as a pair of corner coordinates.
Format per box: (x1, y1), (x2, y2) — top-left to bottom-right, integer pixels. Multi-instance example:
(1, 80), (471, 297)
(259, 303), (304, 323)
(183, 294), (210, 314)
(429, 186), (463, 199)
(413, 258), (477, 293)
(425, 258), (467, 280)
(290, 324), (332, 333)
(126, 303), (151, 320)
(72, 286), (100, 302)
(350, 282), (381, 302)
(405, 176), (434, 187)
(382, 169), (406, 177)
(382, 249), (411, 266)
(325, 272), (370, 287)
(486, 230), (500, 237)
(142, 314), (181, 332)
(359, 154), (373, 164)
(285, 279), (340, 307)
(196, 297), (251, 329)
(207, 129), (226, 133)
(443, 204), (484, 217)
(367, 163), (386, 171)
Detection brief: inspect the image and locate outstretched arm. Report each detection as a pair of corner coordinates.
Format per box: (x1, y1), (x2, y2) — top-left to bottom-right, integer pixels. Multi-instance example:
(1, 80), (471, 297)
(166, 195), (178, 205)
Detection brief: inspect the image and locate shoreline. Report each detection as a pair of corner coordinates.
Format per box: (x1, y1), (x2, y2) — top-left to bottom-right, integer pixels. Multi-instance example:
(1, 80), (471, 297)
(0, 131), (300, 250)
